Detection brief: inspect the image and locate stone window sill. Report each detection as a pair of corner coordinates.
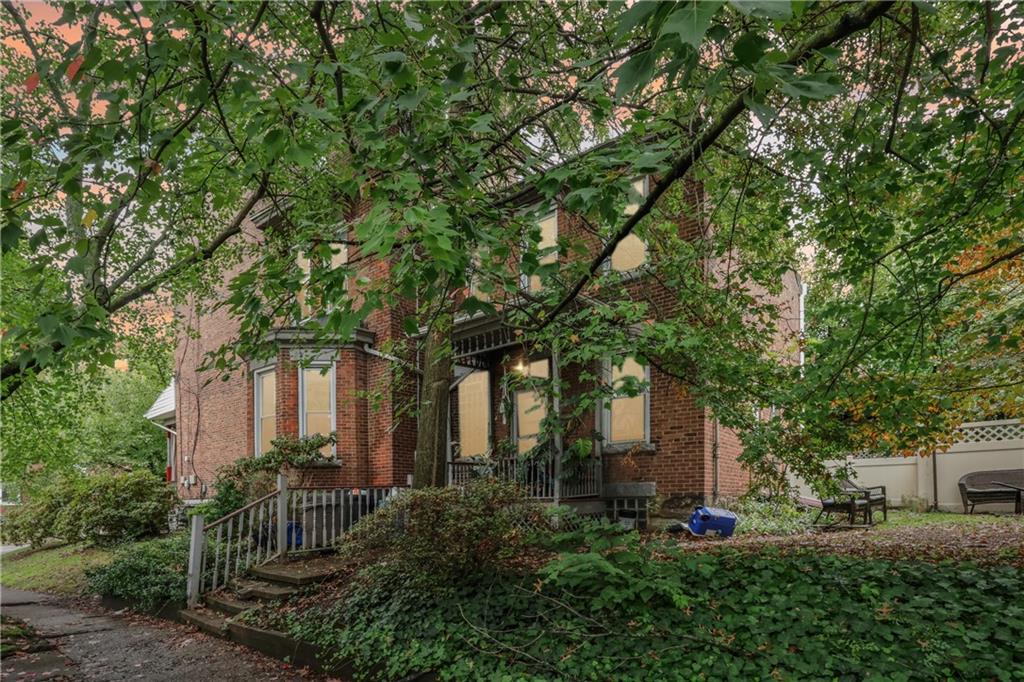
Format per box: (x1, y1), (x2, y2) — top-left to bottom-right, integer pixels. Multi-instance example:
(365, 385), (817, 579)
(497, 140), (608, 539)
(293, 459), (344, 468)
(602, 442), (656, 456)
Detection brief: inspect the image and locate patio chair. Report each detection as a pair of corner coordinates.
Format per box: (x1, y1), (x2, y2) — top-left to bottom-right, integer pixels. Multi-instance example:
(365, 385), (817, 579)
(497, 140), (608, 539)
(813, 479), (887, 526)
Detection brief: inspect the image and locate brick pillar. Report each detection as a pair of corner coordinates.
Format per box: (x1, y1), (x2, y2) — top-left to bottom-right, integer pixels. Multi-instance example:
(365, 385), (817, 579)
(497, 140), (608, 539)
(277, 349), (299, 439)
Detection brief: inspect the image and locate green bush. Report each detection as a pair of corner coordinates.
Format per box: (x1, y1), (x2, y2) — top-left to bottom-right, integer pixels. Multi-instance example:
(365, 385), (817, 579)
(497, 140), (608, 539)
(732, 496), (815, 536)
(340, 479), (547, 577)
(87, 534), (188, 609)
(195, 433), (336, 520)
(1, 470), (177, 547)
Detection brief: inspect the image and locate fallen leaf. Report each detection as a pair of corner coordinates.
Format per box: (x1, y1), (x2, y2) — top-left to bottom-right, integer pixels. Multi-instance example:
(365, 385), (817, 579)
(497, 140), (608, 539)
(25, 73), (40, 93)
(83, 208), (98, 227)
(11, 179), (27, 200)
(67, 54), (85, 81)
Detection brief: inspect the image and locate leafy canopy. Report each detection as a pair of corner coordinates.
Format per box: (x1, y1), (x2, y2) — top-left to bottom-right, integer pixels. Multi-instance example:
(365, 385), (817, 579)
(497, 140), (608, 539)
(3, 1), (1021, 487)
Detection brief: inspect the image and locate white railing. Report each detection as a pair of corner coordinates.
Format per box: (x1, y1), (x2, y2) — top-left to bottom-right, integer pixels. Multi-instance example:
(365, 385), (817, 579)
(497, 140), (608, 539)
(187, 475), (401, 605)
(448, 452), (601, 500)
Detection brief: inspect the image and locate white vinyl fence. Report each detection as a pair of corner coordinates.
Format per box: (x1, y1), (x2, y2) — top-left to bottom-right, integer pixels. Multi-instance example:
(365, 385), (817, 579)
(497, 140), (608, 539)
(790, 420), (1024, 513)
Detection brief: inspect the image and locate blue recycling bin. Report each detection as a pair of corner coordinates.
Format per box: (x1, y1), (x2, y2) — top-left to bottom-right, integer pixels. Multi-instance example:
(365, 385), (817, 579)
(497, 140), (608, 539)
(688, 506), (737, 538)
(287, 521), (303, 548)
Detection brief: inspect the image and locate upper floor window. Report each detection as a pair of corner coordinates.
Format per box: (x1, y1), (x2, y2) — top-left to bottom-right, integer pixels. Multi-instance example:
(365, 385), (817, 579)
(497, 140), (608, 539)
(297, 244), (348, 319)
(604, 357), (649, 444)
(525, 211), (558, 292)
(300, 364), (335, 455)
(457, 370), (491, 458)
(513, 358), (550, 454)
(254, 368), (276, 456)
(610, 177), (648, 272)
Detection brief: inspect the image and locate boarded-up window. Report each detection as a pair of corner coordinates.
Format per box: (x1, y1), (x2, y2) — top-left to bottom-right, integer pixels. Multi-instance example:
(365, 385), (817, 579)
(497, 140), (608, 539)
(611, 178), (648, 272)
(515, 359), (549, 454)
(457, 371), (491, 457)
(301, 366), (334, 455)
(608, 357), (647, 443)
(528, 212), (558, 292)
(255, 370), (276, 456)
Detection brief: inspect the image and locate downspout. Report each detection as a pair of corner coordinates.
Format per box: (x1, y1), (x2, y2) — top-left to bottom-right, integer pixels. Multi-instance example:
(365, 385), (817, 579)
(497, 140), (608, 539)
(712, 417), (720, 505)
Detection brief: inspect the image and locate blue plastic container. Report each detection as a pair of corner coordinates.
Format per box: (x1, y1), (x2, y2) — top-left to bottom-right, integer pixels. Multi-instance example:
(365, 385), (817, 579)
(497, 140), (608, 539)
(287, 521), (303, 548)
(688, 506), (737, 538)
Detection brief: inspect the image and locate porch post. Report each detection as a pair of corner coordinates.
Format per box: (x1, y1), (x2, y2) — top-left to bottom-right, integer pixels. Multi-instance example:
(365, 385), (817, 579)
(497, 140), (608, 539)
(276, 473), (289, 558)
(552, 349), (562, 508)
(186, 514), (204, 606)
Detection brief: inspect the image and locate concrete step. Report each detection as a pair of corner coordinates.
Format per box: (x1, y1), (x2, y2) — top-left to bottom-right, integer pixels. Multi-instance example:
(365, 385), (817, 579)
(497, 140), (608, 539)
(248, 560), (338, 586)
(180, 607), (228, 637)
(232, 578), (297, 601)
(204, 593), (259, 617)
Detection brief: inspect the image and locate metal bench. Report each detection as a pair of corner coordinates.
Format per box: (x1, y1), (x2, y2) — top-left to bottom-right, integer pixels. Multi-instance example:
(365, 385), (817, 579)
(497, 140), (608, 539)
(958, 469), (1024, 514)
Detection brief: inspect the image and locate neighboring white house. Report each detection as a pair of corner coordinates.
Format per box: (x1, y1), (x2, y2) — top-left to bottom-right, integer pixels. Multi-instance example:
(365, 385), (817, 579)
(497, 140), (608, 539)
(791, 419), (1024, 513)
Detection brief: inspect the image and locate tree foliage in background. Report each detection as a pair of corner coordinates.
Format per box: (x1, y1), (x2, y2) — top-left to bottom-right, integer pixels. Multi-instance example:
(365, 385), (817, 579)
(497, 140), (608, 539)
(3, 1), (1021, 491)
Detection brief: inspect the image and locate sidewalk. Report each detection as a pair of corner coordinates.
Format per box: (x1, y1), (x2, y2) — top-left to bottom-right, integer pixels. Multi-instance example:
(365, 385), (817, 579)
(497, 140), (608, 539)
(0, 588), (322, 681)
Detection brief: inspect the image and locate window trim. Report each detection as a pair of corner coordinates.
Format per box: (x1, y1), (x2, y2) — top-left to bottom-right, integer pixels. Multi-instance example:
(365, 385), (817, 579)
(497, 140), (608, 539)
(602, 357), (651, 446)
(298, 362), (337, 455)
(253, 366), (276, 457)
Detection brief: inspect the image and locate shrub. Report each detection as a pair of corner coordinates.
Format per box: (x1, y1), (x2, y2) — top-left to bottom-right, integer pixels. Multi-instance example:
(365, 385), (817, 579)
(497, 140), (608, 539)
(1, 470), (177, 547)
(196, 433), (336, 520)
(340, 480), (548, 577)
(87, 533), (188, 609)
(731, 496), (815, 536)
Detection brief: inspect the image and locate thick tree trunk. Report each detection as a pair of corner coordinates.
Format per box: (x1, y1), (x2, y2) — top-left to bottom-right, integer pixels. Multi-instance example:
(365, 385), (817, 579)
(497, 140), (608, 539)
(414, 309), (453, 488)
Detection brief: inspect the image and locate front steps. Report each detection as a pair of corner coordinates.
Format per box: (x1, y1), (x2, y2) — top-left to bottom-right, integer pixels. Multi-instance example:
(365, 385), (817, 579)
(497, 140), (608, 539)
(179, 555), (343, 652)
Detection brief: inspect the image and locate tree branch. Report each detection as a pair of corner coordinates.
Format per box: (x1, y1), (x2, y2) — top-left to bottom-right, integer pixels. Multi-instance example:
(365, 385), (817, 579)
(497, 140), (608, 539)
(535, 1), (895, 332)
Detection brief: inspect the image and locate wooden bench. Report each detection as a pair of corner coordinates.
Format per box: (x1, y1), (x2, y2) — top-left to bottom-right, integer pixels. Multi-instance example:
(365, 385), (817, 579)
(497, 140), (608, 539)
(813, 479), (887, 526)
(958, 469), (1024, 514)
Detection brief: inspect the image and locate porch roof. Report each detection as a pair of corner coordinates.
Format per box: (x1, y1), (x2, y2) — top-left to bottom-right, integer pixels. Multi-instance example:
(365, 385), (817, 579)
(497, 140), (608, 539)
(144, 379), (175, 425)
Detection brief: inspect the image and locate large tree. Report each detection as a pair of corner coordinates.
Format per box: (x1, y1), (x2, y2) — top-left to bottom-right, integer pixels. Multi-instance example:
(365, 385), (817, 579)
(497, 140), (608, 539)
(3, 1), (1021, 488)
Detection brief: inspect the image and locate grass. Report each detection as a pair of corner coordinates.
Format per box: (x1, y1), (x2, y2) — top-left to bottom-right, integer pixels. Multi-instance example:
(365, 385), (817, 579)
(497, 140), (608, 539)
(1, 542), (112, 596)
(882, 508), (1024, 528)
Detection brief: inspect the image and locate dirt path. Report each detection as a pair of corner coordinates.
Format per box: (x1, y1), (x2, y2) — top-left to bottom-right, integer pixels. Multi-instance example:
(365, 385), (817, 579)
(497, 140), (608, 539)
(1, 588), (324, 681)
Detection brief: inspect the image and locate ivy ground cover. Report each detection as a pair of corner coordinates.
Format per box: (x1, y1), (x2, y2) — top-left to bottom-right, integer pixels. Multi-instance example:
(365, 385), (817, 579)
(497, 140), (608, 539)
(275, 525), (1024, 681)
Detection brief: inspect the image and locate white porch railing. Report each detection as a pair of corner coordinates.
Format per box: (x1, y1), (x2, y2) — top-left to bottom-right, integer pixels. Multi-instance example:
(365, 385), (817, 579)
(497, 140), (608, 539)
(187, 475), (401, 605)
(448, 453), (601, 500)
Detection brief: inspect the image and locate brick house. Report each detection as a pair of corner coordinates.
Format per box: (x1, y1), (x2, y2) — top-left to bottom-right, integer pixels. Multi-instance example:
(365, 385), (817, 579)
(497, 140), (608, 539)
(158, 174), (802, 522)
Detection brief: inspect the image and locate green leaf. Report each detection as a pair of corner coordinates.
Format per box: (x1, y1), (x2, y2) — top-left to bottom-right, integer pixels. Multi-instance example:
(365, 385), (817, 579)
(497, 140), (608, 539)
(374, 51), (407, 64)
(778, 73), (843, 100)
(614, 49), (656, 98)
(733, 32), (771, 66)
(729, 1), (793, 20)
(660, 1), (724, 49)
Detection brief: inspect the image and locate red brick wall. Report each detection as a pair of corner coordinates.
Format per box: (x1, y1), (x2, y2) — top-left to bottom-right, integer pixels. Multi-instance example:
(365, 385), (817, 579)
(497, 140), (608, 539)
(174, 176), (798, 507)
(175, 285), (251, 500)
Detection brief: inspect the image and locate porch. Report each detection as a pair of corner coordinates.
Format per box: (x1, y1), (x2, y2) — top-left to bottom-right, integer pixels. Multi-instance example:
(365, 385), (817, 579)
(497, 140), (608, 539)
(443, 315), (603, 503)
(447, 451), (602, 500)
